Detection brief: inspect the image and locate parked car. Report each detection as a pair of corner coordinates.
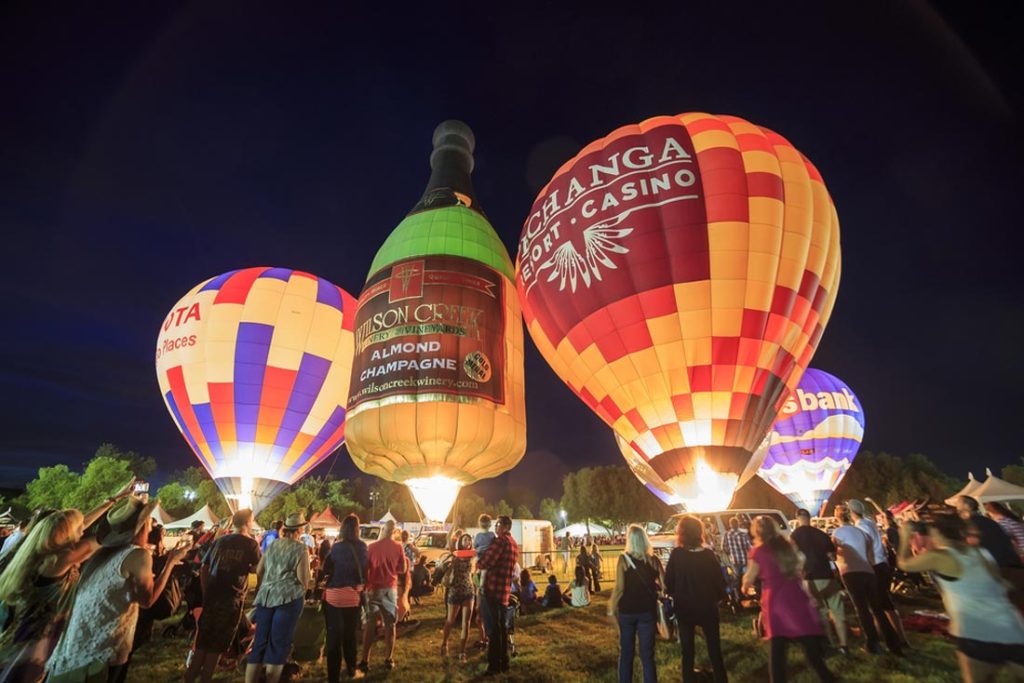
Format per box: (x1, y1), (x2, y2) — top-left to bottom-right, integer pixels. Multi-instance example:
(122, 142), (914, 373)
(648, 508), (789, 563)
(414, 530), (451, 568)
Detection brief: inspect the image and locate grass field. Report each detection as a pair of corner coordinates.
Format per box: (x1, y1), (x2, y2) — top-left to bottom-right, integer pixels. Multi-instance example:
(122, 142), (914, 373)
(132, 585), (1020, 683)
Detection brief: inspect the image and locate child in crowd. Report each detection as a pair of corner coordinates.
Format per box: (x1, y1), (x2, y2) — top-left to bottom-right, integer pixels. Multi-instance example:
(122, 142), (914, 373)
(542, 575), (566, 608)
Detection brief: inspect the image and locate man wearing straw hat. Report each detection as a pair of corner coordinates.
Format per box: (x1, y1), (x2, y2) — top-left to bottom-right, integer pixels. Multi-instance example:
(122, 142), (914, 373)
(46, 496), (189, 683)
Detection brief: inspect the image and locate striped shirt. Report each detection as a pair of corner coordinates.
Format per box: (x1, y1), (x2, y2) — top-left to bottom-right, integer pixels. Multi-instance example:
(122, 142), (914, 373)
(997, 517), (1024, 560)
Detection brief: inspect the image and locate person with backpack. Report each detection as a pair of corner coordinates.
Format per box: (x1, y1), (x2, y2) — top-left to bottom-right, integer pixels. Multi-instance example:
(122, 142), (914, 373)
(184, 508), (259, 683)
(609, 523), (662, 683)
(322, 514), (368, 683)
(664, 516), (727, 683)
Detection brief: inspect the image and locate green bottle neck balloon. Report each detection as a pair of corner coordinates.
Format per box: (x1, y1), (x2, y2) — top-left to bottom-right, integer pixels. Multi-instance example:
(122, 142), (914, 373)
(367, 120), (514, 280)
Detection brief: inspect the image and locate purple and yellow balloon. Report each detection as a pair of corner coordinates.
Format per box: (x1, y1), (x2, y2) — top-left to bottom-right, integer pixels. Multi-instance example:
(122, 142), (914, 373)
(755, 368), (865, 515)
(155, 267), (358, 514)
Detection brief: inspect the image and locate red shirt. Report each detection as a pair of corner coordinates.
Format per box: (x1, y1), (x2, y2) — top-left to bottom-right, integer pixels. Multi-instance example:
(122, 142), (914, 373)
(366, 538), (407, 590)
(477, 531), (519, 605)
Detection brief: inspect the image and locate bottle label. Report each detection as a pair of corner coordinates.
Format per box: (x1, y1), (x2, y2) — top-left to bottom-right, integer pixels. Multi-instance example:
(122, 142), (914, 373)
(347, 255), (507, 412)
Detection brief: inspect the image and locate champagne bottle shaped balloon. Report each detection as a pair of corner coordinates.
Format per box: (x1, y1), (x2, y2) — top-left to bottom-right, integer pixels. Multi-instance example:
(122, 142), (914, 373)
(345, 121), (527, 521)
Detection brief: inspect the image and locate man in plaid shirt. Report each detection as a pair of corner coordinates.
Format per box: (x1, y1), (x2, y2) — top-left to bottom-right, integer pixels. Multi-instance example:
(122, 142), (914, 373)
(723, 516), (753, 578)
(477, 514), (519, 675)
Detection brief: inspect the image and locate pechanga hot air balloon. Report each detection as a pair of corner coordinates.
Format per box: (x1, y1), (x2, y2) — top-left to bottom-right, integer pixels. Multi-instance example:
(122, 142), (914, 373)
(517, 114), (841, 512)
(155, 268), (358, 514)
(615, 432), (680, 508)
(343, 121), (527, 522)
(755, 368), (865, 515)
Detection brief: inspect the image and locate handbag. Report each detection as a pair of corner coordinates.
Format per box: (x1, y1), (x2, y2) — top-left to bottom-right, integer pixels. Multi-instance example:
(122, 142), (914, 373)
(623, 553), (674, 641)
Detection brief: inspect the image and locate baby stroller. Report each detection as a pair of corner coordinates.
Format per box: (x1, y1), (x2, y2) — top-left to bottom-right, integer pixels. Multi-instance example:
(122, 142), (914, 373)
(720, 560), (744, 615)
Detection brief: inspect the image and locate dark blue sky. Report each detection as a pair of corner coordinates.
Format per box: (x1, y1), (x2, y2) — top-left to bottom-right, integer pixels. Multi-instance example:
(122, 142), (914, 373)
(1, 2), (1022, 499)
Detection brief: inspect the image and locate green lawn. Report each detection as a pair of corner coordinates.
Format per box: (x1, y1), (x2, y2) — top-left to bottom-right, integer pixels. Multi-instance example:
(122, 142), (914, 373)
(134, 588), (1010, 682)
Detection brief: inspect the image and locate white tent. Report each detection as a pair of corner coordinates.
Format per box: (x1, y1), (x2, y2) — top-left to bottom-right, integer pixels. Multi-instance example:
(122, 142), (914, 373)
(969, 470), (1024, 504)
(164, 504), (220, 530)
(554, 522), (614, 538)
(379, 510), (398, 524)
(150, 502), (177, 526)
(945, 472), (984, 506)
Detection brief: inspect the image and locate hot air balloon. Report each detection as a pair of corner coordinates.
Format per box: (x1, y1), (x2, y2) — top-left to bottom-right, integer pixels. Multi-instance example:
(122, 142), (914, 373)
(344, 121), (527, 522)
(517, 114), (841, 512)
(615, 432), (680, 508)
(155, 267), (358, 514)
(755, 368), (865, 515)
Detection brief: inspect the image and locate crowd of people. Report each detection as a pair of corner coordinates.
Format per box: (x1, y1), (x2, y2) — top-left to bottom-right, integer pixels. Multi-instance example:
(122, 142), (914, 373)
(3, 483), (1024, 682)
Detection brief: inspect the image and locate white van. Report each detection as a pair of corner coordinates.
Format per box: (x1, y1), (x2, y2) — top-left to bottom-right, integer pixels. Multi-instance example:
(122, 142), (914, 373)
(648, 508), (789, 563)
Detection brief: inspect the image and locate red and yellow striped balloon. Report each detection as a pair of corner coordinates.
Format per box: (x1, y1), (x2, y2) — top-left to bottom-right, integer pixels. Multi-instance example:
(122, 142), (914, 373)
(155, 267), (358, 514)
(517, 113), (841, 511)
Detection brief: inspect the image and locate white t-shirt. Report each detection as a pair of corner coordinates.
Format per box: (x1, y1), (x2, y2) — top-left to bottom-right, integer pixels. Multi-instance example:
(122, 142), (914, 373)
(832, 524), (874, 575)
(569, 583), (590, 607)
(856, 518), (887, 565)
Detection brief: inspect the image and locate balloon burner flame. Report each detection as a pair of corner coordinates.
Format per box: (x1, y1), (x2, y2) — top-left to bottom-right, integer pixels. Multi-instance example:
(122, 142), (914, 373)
(405, 476), (462, 522)
(677, 460), (737, 513)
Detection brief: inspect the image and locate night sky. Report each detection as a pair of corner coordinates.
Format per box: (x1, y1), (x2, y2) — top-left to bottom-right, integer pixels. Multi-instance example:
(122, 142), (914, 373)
(2, 3), (1022, 501)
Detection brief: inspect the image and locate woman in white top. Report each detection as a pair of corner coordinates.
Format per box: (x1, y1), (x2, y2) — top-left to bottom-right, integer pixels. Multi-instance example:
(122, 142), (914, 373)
(46, 497), (186, 683)
(898, 512), (1024, 682)
(830, 505), (903, 655)
(564, 565), (591, 607)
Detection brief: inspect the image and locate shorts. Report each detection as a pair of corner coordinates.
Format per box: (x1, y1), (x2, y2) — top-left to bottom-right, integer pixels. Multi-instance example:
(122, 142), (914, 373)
(196, 596), (244, 653)
(872, 563), (895, 610)
(954, 637), (1024, 665)
(367, 588), (398, 626)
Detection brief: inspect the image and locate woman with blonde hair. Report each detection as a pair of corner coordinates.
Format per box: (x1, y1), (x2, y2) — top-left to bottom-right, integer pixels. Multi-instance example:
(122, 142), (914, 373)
(744, 515), (833, 683)
(608, 524), (662, 683)
(0, 479), (135, 682)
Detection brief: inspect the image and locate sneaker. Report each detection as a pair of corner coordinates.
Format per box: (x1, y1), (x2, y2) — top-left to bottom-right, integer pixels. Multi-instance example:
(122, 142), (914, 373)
(356, 661), (369, 674)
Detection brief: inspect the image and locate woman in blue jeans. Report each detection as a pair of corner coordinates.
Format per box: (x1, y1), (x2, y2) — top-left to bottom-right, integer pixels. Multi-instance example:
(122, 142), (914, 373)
(608, 524), (662, 683)
(246, 512), (312, 683)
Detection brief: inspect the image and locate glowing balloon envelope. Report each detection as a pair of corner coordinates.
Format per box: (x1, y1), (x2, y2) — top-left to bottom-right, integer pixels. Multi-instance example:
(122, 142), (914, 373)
(755, 368), (865, 514)
(344, 121), (527, 521)
(517, 113), (841, 512)
(615, 432), (680, 508)
(155, 267), (358, 514)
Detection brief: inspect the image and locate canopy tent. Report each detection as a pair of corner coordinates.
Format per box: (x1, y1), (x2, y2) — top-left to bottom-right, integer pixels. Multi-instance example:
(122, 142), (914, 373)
(554, 522), (613, 538)
(309, 507), (342, 536)
(944, 472), (984, 506)
(969, 470), (1024, 504)
(164, 504), (220, 530)
(150, 502), (177, 526)
(379, 510), (398, 524)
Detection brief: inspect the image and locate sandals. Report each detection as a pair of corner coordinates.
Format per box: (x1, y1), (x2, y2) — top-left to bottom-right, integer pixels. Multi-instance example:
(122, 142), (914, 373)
(441, 643), (449, 657)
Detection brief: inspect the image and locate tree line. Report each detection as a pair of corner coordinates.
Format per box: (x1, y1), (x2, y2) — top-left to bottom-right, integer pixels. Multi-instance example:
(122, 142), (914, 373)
(3, 444), (998, 530)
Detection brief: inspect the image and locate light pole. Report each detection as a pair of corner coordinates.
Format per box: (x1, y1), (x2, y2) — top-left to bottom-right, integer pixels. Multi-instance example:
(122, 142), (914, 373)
(369, 490), (380, 521)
